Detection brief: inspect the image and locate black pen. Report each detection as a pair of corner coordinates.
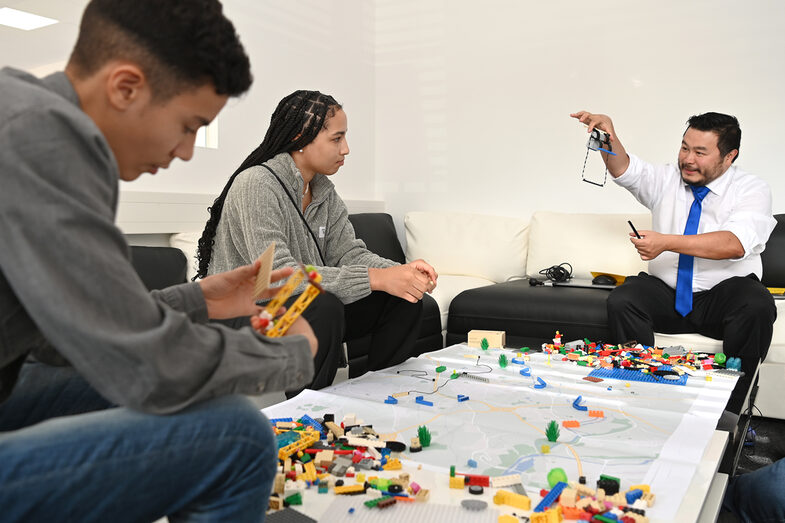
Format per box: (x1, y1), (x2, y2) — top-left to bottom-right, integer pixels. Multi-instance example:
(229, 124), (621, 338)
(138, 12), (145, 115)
(628, 220), (641, 239)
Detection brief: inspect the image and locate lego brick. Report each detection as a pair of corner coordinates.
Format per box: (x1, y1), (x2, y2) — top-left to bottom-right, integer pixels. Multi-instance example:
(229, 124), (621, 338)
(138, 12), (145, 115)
(588, 366), (688, 386)
(493, 489), (531, 510)
(449, 476), (465, 489)
(334, 484), (366, 495)
(533, 481), (567, 512)
(491, 474), (523, 488)
(415, 395), (434, 406)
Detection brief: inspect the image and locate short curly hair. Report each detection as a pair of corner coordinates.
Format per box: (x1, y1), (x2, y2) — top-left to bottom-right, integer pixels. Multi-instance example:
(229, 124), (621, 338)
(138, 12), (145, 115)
(68, 0), (252, 100)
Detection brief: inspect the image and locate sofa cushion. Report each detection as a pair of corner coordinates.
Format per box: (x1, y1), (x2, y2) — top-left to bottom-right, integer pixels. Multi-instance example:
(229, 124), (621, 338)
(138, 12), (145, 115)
(431, 274), (495, 330)
(405, 211), (528, 282)
(170, 231), (201, 281)
(526, 211), (651, 280)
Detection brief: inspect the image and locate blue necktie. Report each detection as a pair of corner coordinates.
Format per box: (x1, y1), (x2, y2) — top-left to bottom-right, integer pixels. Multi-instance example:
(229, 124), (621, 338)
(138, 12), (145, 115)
(675, 185), (711, 316)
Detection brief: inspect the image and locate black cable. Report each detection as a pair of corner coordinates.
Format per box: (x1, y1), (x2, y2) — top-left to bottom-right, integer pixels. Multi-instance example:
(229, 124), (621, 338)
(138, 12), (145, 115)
(539, 263), (573, 283)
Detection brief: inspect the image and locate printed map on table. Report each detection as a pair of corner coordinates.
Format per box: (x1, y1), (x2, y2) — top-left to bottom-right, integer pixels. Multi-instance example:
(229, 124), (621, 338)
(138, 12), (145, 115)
(263, 344), (736, 520)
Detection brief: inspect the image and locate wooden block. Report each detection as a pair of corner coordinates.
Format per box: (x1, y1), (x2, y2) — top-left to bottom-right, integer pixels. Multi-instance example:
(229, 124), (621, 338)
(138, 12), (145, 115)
(467, 329), (506, 348)
(252, 242), (275, 299)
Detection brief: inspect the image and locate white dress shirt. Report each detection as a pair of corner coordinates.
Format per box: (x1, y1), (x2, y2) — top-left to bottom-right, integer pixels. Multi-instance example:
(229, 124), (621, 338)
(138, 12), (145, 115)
(614, 154), (776, 291)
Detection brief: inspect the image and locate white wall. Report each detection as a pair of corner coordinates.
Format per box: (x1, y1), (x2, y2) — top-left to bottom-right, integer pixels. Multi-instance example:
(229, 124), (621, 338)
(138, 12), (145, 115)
(5, 1), (785, 233)
(1, 0), (376, 202)
(129, 0), (377, 202)
(374, 0), (785, 235)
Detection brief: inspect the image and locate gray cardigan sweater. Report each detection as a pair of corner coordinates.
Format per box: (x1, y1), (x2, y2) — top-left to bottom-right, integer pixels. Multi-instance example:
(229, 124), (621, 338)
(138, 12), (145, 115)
(209, 153), (397, 304)
(0, 68), (313, 412)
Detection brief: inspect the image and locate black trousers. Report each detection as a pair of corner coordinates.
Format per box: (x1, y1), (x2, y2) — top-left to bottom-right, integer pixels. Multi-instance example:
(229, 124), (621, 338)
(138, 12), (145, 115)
(218, 291), (422, 394)
(607, 272), (776, 414)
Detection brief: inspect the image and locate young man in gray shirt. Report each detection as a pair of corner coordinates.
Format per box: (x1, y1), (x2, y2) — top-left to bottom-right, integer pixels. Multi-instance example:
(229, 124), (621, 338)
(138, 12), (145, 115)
(0, 1), (316, 521)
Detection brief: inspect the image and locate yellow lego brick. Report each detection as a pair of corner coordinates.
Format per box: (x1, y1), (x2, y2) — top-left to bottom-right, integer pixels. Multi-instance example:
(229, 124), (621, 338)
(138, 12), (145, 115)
(498, 516), (518, 523)
(383, 458), (402, 470)
(628, 484), (650, 493)
(449, 476), (465, 489)
(334, 484), (366, 495)
(303, 462), (317, 482)
(493, 489), (531, 510)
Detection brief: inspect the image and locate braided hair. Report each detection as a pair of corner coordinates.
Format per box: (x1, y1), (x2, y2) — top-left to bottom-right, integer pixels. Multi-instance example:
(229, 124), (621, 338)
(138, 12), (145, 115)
(194, 90), (341, 279)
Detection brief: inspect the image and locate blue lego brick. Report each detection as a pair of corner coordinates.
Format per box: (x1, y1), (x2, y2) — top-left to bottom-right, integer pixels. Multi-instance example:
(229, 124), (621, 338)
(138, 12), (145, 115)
(533, 376), (547, 389)
(625, 488), (643, 505)
(276, 430), (301, 449)
(534, 481), (567, 512)
(269, 417), (293, 425)
(457, 394), (469, 402)
(573, 395), (588, 411)
(467, 459), (477, 468)
(415, 395), (433, 406)
(384, 395), (398, 404)
(588, 366), (688, 386)
(299, 414), (325, 434)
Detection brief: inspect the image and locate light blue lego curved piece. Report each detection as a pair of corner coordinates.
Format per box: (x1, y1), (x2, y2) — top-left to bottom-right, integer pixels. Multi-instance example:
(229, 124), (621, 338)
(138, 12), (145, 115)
(573, 395), (588, 411)
(534, 376), (546, 389)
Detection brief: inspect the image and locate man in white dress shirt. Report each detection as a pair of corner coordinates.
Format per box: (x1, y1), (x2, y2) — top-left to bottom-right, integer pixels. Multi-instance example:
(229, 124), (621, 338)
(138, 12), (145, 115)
(571, 111), (776, 415)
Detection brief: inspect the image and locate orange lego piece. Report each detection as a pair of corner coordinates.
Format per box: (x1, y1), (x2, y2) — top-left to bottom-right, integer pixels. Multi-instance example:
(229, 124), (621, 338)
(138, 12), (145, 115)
(588, 410), (605, 418)
(562, 420), (580, 428)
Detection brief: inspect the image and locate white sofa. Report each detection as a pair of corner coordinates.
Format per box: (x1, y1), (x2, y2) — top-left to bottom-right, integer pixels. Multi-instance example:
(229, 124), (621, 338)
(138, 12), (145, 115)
(404, 210), (785, 420)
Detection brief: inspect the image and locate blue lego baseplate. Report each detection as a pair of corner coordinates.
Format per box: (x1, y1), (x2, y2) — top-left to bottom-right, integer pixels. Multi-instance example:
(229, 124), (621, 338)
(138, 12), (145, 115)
(588, 365), (688, 386)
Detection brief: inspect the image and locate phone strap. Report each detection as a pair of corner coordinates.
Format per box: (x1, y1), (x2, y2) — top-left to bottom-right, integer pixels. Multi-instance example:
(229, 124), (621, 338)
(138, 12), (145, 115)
(261, 164), (326, 265)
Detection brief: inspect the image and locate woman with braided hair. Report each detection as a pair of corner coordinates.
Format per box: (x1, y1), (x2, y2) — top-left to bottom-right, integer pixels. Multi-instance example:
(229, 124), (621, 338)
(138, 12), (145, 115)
(197, 90), (438, 392)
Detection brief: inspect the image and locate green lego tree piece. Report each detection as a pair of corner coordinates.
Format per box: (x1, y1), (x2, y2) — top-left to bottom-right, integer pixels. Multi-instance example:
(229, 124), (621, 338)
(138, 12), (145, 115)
(417, 425), (432, 447)
(481, 338), (489, 350)
(498, 354), (508, 368)
(715, 353), (727, 365)
(547, 467), (568, 488)
(435, 365), (447, 373)
(285, 492), (303, 505)
(545, 420), (560, 442)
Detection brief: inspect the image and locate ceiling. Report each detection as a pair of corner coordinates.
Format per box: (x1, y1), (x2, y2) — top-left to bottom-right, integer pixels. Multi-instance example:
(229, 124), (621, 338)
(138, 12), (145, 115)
(0, 0), (88, 72)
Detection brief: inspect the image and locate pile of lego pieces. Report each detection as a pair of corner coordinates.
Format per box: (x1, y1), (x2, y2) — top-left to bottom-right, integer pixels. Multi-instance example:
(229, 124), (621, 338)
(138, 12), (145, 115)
(541, 338), (740, 380)
(269, 413), (430, 512)
(492, 471), (655, 523)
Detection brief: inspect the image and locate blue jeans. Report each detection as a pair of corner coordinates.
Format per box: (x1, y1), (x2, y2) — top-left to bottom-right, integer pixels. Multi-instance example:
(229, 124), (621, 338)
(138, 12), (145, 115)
(0, 362), (277, 522)
(723, 457), (785, 522)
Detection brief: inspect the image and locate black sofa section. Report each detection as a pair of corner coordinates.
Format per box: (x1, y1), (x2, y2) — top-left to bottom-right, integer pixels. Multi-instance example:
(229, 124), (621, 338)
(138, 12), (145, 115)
(347, 213), (443, 377)
(130, 245), (187, 290)
(447, 213), (785, 349)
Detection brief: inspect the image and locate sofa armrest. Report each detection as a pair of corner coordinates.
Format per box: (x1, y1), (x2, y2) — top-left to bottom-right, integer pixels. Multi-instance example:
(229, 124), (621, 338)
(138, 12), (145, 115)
(130, 245), (187, 290)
